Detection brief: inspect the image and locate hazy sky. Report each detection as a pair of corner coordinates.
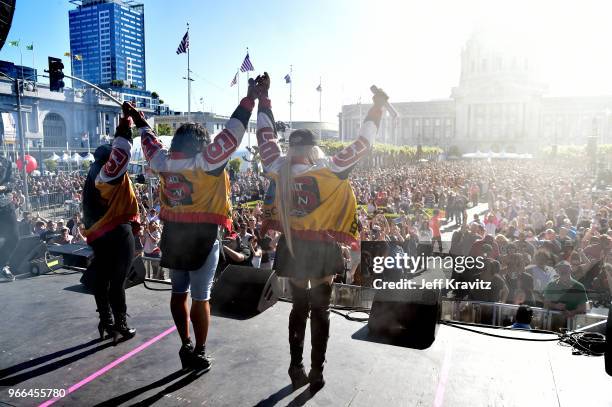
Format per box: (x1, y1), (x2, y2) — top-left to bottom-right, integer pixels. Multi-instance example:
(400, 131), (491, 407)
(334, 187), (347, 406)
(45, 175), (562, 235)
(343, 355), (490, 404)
(3, 0), (612, 123)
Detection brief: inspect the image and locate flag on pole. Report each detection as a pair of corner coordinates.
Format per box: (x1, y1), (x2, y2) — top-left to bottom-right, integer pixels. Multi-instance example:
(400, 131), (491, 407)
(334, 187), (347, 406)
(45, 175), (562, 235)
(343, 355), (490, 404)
(316, 83), (322, 92)
(64, 52), (71, 57)
(8, 40), (19, 47)
(284, 74), (291, 84)
(240, 53), (254, 72)
(176, 31), (189, 54)
(230, 71), (238, 87)
(25, 43), (33, 51)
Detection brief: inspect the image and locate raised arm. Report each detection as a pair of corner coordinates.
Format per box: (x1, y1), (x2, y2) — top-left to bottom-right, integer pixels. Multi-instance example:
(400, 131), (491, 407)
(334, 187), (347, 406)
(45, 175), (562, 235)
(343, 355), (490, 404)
(254, 73), (282, 173)
(328, 91), (386, 174)
(196, 96), (255, 173)
(129, 95), (255, 174)
(97, 108), (133, 184)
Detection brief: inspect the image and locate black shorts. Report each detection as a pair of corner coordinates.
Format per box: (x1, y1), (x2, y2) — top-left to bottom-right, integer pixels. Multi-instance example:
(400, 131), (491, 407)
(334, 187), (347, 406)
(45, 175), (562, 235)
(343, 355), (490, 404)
(274, 236), (343, 280)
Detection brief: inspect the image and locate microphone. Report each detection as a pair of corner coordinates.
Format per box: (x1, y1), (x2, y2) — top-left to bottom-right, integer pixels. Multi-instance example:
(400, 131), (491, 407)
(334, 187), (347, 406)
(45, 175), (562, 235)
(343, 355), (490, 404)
(370, 85), (398, 118)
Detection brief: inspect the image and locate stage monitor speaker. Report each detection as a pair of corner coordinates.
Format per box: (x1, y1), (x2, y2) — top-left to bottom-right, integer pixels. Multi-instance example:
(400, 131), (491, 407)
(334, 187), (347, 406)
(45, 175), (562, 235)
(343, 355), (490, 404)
(368, 287), (440, 349)
(211, 265), (280, 315)
(80, 256), (146, 291)
(125, 256), (146, 288)
(8, 235), (47, 275)
(0, 0), (16, 51)
(47, 244), (93, 268)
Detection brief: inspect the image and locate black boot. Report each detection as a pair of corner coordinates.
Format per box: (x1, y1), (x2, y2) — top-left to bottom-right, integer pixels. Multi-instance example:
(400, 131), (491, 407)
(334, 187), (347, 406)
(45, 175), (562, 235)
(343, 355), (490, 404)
(178, 338), (194, 370)
(288, 282), (309, 390)
(112, 312), (136, 344)
(97, 308), (114, 340)
(308, 283), (332, 392)
(189, 345), (212, 372)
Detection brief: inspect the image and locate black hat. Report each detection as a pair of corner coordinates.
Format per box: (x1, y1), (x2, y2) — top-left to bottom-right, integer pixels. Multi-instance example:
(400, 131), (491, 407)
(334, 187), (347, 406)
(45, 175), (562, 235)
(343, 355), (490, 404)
(93, 144), (112, 163)
(289, 129), (317, 147)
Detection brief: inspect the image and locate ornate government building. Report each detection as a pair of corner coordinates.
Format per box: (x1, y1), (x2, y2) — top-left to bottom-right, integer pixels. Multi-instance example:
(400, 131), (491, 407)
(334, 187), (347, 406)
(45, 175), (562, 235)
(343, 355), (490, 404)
(340, 36), (612, 153)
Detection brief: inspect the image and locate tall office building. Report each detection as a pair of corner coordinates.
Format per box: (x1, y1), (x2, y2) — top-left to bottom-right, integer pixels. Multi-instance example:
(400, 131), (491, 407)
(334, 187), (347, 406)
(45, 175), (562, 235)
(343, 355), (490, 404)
(68, 0), (145, 89)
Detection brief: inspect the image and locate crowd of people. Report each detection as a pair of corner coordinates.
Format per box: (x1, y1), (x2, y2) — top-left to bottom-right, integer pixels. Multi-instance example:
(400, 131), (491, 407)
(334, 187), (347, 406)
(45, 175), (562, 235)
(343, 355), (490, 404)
(6, 143), (612, 316)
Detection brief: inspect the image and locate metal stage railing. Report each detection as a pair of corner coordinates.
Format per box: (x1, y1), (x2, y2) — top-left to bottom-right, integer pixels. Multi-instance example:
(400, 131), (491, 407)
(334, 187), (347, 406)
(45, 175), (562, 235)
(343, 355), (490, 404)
(139, 257), (609, 332)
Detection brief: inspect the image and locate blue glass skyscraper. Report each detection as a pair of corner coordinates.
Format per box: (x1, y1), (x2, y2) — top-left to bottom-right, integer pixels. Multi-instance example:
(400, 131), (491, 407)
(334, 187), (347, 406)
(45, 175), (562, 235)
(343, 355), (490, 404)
(68, 0), (145, 89)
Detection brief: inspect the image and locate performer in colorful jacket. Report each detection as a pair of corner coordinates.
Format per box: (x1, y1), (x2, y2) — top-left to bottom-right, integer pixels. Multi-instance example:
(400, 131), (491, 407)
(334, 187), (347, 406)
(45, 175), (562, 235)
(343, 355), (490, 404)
(82, 103), (140, 344)
(253, 72), (387, 391)
(125, 84), (256, 372)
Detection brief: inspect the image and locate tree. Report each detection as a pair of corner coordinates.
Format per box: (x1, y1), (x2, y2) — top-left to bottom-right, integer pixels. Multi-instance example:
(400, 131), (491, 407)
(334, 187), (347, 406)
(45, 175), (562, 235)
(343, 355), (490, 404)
(157, 123), (172, 136)
(228, 158), (241, 174)
(43, 159), (57, 172)
(151, 91), (159, 99)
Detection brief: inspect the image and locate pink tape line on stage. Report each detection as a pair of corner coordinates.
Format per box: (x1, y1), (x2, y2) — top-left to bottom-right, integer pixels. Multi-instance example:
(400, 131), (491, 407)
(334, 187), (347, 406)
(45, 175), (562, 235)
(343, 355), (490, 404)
(433, 345), (452, 407)
(38, 325), (177, 407)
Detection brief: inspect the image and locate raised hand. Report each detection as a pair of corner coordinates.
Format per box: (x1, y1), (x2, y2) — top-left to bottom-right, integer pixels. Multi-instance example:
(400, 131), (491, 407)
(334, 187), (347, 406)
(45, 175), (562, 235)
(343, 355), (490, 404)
(247, 77), (258, 100)
(372, 87), (389, 108)
(122, 101), (147, 128)
(254, 72), (270, 99)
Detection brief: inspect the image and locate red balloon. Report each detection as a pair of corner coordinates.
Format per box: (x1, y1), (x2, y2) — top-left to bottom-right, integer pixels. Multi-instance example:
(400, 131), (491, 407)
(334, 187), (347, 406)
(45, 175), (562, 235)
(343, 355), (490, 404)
(16, 155), (38, 173)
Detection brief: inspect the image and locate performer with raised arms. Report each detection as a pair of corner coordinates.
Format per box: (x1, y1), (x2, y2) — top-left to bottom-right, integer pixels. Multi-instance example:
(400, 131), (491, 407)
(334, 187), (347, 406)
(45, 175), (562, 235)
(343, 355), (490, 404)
(253, 72), (387, 391)
(124, 83), (257, 372)
(82, 103), (140, 344)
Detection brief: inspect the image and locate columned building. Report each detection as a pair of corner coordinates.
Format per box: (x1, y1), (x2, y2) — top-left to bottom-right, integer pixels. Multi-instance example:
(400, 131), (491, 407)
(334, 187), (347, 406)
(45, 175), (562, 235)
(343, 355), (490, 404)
(340, 36), (612, 153)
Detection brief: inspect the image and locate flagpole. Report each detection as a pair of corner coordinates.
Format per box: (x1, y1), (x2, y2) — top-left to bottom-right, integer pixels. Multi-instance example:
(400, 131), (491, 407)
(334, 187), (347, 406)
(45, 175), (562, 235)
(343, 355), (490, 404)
(289, 65), (293, 130)
(237, 69), (240, 105)
(319, 76), (322, 140)
(31, 44), (36, 87)
(187, 23), (191, 122)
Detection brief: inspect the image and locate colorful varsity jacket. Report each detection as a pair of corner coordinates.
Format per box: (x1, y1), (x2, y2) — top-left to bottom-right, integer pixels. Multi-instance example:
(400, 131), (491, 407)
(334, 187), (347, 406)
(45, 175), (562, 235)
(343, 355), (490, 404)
(83, 136), (139, 243)
(140, 97), (254, 229)
(256, 97), (382, 246)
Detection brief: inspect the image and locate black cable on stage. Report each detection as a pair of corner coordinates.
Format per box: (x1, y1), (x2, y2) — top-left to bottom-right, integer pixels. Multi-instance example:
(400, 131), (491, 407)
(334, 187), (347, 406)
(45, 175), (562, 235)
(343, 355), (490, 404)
(440, 320), (561, 342)
(143, 279), (172, 291)
(557, 331), (606, 356)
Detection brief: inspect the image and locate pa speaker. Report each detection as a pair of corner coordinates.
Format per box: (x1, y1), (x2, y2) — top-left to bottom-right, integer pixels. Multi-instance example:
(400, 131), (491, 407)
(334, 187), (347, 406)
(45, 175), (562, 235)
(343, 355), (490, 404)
(80, 256), (146, 291)
(368, 287), (440, 349)
(125, 256), (146, 288)
(8, 235), (47, 275)
(211, 265), (280, 316)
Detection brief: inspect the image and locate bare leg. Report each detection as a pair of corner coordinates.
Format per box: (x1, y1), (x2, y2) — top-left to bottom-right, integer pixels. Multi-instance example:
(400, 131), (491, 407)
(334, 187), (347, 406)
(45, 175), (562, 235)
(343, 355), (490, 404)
(170, 292), (190, 343)
(190, 299), (210, 351)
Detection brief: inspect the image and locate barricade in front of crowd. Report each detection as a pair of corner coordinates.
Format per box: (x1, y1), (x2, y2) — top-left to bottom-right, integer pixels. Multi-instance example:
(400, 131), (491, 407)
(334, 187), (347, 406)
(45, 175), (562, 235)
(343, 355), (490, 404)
(277, 279), (608, 332)
(29, 191), (80, 221)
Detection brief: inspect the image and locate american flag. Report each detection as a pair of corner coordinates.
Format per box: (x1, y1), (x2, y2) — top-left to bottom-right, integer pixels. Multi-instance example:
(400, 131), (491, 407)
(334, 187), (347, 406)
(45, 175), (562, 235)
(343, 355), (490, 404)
(176, 31), (189, 54)
(284, 74), (291, 84)
(240, 53), (254, 72)
(230, 71), (238, 87)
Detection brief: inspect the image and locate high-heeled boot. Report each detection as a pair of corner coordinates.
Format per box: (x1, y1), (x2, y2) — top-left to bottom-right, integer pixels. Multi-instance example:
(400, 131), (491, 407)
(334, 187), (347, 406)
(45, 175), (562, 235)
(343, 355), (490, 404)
(97, 308), (114, 340)
(112, 312), (136, 344)
(308, 283), (332, 392)
(288, 282), (309, 389)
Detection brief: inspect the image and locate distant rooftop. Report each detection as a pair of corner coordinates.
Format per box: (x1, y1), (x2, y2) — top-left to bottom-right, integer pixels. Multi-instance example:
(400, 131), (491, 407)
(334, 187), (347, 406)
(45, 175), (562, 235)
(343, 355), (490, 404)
(69, 0), (143, 10)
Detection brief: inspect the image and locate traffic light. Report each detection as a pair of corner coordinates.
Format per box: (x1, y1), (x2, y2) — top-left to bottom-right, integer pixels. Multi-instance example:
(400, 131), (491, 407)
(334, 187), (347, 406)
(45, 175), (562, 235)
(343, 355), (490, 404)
(47, 56), (65, 92)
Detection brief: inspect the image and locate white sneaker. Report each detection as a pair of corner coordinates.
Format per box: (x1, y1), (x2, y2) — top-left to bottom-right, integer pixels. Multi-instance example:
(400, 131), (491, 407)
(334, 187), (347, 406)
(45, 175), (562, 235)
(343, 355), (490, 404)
(1, 266), (15, 282)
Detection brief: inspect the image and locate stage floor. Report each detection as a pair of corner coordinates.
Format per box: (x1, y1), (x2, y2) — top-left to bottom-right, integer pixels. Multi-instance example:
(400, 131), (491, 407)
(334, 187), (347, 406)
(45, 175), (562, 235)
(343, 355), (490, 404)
(0, 271), (610, 407)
